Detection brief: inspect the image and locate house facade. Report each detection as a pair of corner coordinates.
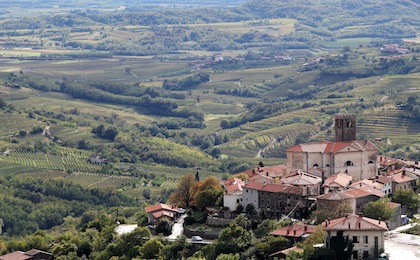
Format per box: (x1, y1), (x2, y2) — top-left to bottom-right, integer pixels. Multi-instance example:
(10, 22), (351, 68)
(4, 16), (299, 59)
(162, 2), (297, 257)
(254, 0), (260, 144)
(323, 214), (388, 259)
(243, 182), (309, 218)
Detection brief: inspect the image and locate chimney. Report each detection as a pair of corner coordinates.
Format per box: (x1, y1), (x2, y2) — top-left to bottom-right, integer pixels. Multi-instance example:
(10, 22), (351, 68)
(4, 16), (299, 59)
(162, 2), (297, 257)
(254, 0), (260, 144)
(287, 229), (289, 235)
(402, 170), (406, 177)
(252, 169), (256, 174)
(294, 230), (297, 235)
(348, 223), (351, 229)
(304, 224), (307, 231)
(378, 217), (381, 224)
(266, 172), (269, 177)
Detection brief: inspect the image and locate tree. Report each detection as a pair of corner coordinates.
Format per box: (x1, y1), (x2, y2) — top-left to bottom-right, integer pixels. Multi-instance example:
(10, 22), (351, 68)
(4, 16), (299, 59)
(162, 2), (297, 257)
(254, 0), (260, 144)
(393, 188), (420, 208)
(245, 203), (256, 215)
(0, 98), (6, 108)
(363, 198), (394, 220)
(169, 173), (197, 208)
(155, 220), (171, 236)
(140, 238), (163, 259)
(330, 231), (353, 260)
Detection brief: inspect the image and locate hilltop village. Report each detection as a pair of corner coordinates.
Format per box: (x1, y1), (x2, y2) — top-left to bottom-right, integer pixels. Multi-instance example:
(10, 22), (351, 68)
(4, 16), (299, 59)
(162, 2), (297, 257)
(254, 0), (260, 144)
(144, 114), (420, 259)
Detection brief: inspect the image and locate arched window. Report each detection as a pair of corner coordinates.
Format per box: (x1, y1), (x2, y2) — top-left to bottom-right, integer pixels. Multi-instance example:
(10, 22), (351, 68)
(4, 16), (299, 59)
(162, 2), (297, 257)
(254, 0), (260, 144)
(368, 160), (374, 164)
(313, 164), (319, 167)
(326, 164), (330, 167)
(344, 161), (354, 167)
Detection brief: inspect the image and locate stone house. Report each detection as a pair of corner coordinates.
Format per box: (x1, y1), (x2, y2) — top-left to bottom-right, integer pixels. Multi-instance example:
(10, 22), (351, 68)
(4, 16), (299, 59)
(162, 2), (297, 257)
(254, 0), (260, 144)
(323, 214), (388, 259)
(242, 182), (310, 219)
(390, 171), (417, 191)
(280, 171), (322, 196)
(316, 190), (355, 214)
(385, 202), (402, 230)
(341, 187), (385, 214)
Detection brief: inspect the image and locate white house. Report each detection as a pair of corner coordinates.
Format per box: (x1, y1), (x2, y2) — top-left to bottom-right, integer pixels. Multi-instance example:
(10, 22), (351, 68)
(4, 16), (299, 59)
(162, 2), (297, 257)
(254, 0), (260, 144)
(223, 178), (244, 211)
(323, 214), (388, 259)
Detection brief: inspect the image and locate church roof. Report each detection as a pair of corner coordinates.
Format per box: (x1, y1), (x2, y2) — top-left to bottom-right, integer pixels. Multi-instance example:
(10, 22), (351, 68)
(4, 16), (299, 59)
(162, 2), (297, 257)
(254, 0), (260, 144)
(287, 140), (378, 153)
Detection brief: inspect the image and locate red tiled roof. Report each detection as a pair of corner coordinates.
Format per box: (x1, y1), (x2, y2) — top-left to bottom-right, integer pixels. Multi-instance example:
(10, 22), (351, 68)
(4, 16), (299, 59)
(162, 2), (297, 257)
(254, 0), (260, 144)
(152, 211), (175, 219)
(323, 172), (352, 188)
(387, 201), (401, 209)
(342, 187), (384, 198)
(349, 179), (383, 190)
(374, 175), (393, 184)
(225, 182), (243, 195)
(323, 215), (388, 231)
(145, 203), (178, 213)
(269, 246), (304, 258)
(0, 252), (33, 260)
(391, 172), (415, 183)
(287, 140), (378, 154)
(271, 223), (318, 237)
(244, 182), (304, 195)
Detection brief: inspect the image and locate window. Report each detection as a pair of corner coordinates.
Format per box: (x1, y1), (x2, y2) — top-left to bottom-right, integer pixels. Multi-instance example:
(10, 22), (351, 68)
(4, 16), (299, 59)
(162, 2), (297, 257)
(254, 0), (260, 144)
(326, 164), (330, 167)
(363, 236), (368, 243)
(345, 161), (354, 167)
(236, 199), (240, 203)
(267, 199), (270, 205)
(246, 189), (248, 193)
(313, 164), (319, 167)
(261, 199), (264, 205)
(352, 250), (358, 259)
(368, 160), (374, 164)
(363, 251), (369, 258)
(352, 236), (359, 243)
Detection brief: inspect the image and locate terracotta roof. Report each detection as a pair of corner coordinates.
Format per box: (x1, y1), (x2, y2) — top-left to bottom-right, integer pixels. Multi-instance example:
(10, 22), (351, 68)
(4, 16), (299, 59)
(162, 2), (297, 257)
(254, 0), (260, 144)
(249, 174), (274, 183)
(287, 140), (378, 154)
(317, 190), (354, 200)
(323, 214), (388, 231)
(323, 172), (352, 188)
(349, 179), (383, 190)
(242, 165), (288, 177)
(225, 182), (243, 195)
(342, 187), (385, 198)
(244, 182), (304, 195)
(391, 172), (415, 183)
(152, 211), (175, 219)
(145, 203), (178, 213)
(374, 175), (393, 184)
(281, 172), (322, 186)
(268, 246), (304, 258)
(271, 223), (318, 237)
(387, 201), (401, 209)
(0, 252), (33, 260)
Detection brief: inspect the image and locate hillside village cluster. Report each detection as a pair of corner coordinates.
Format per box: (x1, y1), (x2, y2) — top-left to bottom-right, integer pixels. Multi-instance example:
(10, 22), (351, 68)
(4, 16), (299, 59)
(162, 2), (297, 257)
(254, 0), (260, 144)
(146, 114), (420, 259)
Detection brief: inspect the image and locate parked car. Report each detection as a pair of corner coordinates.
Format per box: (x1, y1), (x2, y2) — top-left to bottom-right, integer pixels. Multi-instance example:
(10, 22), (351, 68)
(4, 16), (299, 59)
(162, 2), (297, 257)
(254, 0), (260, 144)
(191, 236), (203, 242)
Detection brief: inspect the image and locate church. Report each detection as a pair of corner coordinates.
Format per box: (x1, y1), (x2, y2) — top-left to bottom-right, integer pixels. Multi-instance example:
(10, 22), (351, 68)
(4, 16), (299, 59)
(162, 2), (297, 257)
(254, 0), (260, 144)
(286, 114), (378, 181)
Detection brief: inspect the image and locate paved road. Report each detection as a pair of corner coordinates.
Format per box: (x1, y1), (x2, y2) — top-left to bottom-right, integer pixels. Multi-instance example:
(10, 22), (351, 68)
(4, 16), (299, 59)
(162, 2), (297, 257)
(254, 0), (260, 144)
(168, 215), (186, 240)
(385, 224), (420, 259)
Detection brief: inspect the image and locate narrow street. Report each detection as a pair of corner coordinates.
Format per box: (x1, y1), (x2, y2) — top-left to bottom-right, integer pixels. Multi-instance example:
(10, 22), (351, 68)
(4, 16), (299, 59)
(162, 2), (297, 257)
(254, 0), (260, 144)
(168, 214), (186, 240)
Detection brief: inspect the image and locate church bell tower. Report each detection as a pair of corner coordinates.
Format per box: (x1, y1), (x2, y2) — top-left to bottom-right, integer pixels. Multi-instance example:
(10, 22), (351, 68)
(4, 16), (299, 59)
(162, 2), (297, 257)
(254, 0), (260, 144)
(335, 114), (356, 141)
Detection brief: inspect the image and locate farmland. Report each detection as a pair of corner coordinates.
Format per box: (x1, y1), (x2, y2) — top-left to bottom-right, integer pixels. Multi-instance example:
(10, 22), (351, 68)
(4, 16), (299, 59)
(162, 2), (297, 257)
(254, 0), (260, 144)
(0, 0), (418, 212)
